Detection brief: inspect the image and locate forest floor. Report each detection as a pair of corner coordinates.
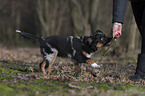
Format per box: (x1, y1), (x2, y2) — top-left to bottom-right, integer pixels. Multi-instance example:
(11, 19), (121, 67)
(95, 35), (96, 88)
(0, 47), (145, 96)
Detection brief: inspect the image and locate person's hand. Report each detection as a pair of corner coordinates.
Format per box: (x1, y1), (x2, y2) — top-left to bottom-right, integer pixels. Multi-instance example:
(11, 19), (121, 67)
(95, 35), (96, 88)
(112, 22), (122, 41)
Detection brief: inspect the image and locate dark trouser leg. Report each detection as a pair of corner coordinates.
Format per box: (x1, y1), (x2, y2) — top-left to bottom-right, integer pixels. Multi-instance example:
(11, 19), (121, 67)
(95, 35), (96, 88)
(130, 2), (145, 81)
(142, 5), (145, 54)
(131, 2), (145, 54)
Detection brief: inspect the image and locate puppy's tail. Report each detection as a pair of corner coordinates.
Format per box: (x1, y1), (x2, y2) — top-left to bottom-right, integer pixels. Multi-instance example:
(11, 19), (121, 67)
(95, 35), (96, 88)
(16, 30), (41, 41)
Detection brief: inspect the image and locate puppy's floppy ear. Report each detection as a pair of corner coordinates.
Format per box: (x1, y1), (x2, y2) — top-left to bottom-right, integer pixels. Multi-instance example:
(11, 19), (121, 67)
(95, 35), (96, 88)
(86, 38), (93, 45)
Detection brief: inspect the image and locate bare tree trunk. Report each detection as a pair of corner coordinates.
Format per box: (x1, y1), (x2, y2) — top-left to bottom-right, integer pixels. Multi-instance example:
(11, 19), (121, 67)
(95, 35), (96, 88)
(36, 0), (73, 36)
(36, 0), (50, 36)
(71, 0), (90, 36)
(90, 0), (100, 32)
(70, 0), (100, 36)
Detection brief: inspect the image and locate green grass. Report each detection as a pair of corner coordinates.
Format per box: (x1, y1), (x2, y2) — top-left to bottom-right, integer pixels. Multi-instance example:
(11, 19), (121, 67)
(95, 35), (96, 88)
(0, 48), (145, 96)
(0, 83), (16, 96)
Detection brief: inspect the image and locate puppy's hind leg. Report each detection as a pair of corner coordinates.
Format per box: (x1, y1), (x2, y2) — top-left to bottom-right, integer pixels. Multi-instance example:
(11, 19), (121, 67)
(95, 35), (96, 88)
(40, 59), (51, 75)
(39, 60), (47, 75)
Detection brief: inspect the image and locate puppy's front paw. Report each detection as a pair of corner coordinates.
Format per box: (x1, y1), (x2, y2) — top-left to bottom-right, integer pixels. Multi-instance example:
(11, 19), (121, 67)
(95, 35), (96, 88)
(91, 63), (100, 68)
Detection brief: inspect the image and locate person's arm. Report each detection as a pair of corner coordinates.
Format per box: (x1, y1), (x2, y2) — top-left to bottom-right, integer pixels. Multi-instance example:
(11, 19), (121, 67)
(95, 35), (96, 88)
(113, 0), (128, 23)
(112, 0), (128, 40)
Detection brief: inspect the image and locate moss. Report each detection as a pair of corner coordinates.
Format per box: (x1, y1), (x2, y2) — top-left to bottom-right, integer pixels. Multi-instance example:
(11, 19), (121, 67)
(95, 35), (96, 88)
(11, 83), (26, 89)
(97, 84), (109, 90)
(0, 57), (145, 96)
(49, 80), (67, 84)
(24, 83), (70, 96)
(0, 83), (16, 96)
(0, 68), (22, 76)
(33, 79), (44, 83)
(123, 85), (145, 91)
(27, 85), (47, 92)
(124, 85), (135, 89)
(0, 76), (11, 80)
(113, 85), (124, 90)
(0, 68), (24, 81)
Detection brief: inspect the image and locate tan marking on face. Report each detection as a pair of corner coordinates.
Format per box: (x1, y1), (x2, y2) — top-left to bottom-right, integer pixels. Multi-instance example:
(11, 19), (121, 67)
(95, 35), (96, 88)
(86, 59), (95, 65)
(96, 42), (104, 48)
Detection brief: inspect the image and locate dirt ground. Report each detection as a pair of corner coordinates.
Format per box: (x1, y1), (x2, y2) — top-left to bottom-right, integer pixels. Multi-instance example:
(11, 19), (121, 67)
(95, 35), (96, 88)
(0, 47), (145, 96)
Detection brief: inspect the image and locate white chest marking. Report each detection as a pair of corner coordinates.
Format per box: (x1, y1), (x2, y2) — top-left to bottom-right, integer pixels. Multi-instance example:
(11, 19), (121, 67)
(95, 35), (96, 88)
(42, 48), (55, 62)
(86, 53), (94, 58)
(45, 53), (54, 62)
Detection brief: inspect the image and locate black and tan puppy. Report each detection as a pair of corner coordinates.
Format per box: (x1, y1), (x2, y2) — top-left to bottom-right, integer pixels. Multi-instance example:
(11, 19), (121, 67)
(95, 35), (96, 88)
(16, 30), (112, 75)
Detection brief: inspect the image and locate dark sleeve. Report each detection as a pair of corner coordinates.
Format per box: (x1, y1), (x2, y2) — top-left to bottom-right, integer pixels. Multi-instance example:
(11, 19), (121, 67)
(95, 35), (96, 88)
(113, 0), (128, 24)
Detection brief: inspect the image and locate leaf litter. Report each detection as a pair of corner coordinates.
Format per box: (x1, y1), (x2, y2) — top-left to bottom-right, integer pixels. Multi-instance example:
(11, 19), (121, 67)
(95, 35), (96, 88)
(0, 47), (145, 95)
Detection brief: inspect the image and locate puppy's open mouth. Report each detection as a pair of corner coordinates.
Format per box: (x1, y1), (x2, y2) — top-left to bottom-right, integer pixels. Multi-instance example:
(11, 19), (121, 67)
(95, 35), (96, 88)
(104, 36), (113, 46)
(96, 42), (111, 48)
(106, 41), (112, 46)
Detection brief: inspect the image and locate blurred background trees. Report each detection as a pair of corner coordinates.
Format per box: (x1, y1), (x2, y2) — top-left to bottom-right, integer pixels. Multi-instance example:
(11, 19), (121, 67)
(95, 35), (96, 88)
(0, 0), (141, 56)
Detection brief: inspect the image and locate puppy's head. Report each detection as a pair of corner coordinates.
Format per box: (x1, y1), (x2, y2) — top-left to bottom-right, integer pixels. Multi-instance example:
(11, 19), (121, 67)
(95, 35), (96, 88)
(85, 30), (112, 50)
